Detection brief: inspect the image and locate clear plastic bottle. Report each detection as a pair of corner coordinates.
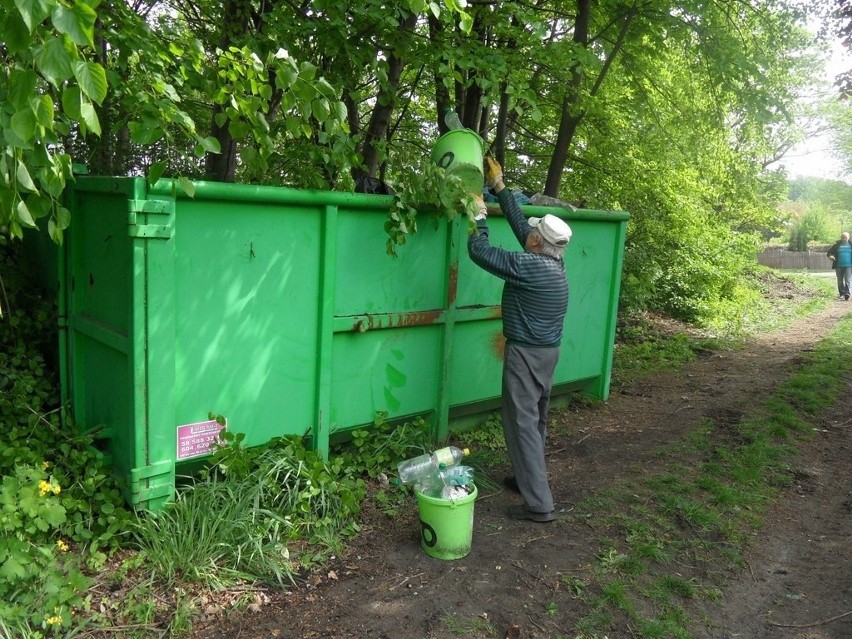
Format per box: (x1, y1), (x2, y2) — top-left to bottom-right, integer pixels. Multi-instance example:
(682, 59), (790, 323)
(417, 463), (448, 497)
(444, 108), (464, 131)
(397, 446), (470, 485)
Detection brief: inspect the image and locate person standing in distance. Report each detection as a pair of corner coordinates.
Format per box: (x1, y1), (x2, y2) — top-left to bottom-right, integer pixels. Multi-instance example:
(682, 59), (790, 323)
(467, 157), (572, 523)
(827, 231), (852, 301)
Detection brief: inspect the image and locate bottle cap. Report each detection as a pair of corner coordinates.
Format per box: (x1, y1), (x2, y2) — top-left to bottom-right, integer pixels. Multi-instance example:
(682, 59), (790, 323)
(462, 448), (470, 456)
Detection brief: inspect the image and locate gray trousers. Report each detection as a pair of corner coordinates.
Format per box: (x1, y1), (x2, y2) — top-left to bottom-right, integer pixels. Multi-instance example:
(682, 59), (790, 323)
(835, 266), (852, 297)
(502, 342), (559, 513)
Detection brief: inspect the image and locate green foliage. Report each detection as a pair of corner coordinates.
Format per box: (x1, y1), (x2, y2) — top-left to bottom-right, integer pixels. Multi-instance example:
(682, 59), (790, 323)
(205, 426), (252, 479)
(385, 160), (479, 256)
(331, 413), (433, 478)
(788, 175), (852, 211)
(2, 0), (832, 332)
(0, 243), (130, 635)
(782, 176), (852, 249)
(786, 205), (835, 249)
(826, 97), (852, 176)
(134, 435), (367, 589)
(566, 313), (852, 639)
(453, 414), (505, 451)
(372, 486), (409, 518)
(533, 0), (817, 328)
(0, 463), (92, 636)
(0, 0), (104, 242)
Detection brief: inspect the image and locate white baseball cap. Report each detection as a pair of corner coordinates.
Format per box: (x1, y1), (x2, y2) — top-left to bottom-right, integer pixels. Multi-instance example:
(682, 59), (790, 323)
(529, 214), (572, 247)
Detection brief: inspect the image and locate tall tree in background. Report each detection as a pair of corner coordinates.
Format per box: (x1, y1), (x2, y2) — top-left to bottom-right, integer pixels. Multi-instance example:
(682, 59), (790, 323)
(0, 0), (831, 326)
(827, 0), (851, 96)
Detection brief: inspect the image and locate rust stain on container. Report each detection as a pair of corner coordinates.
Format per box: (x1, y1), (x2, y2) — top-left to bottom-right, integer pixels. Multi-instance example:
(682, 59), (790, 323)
(400, 310), (442, 326)
(353, 315), (374, 333)
(352, 311), (442, 332)
(492, 331), (506, 359)
(447, 264), (458, 303)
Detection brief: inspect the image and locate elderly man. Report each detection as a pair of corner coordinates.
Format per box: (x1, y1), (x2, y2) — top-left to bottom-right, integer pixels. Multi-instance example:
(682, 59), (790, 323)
(827, 231), (852, 301)
(467, 157), (571, 523)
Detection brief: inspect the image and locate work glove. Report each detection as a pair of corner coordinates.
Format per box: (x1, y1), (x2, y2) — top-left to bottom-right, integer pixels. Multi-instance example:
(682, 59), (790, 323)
(484, 157), (504, 190)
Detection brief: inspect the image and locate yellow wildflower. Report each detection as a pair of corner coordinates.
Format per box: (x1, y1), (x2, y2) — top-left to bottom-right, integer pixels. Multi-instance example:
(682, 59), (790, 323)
(56, 539), (69, 552)
(38, 479), (61, 496)
(46, 615), (62, 625)
(42, 461), (50, 470)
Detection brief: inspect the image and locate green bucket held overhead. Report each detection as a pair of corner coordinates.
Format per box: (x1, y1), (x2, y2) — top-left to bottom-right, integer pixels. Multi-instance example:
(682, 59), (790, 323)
(415, 484), (478, 560)
(431, 129), (485, 193)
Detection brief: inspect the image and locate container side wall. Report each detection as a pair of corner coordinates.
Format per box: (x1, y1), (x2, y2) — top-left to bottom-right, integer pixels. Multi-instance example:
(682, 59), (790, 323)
(63, 176), (628, 507)
(450, 219), (513, 408)
(451, 208), (629, 411)
(557, 219), (624, 385)
(329, 207), (449, 430)
(330, 327), (443, 427)
(172, 198), (321, 447)
(65, 186), (136, 479)
(334, 210), (448, 314)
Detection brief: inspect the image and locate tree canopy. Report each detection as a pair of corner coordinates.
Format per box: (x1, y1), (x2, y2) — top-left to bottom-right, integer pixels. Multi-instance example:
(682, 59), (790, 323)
(0, 0), (841, 328)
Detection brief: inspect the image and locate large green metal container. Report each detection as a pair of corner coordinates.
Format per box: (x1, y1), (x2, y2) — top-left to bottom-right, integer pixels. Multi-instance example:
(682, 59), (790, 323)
(58, 177), (628, 510)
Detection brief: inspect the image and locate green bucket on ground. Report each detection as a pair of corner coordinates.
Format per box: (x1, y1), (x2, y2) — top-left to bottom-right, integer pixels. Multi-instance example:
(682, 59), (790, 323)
(431, 129), (485, 193)
(415, 484), (478, 560)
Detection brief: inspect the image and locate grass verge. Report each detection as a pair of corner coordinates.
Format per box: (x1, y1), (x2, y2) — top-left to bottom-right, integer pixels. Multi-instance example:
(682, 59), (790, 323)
(558, 312), (852, 639)
(611, 269), (834, 389)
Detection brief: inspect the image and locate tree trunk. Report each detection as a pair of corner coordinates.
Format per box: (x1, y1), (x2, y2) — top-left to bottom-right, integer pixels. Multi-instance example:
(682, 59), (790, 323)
(205, 112), (238, 182)
(430, 14), (452, 136)
(354, 10), (418, 180)
(204, 0), (252, 182)
(544, 1), (637, 196)
(544, 0), (591, 197)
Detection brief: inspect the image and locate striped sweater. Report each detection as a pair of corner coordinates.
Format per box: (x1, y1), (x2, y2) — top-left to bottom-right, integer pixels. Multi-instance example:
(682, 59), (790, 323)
(467, 189), (569, 347)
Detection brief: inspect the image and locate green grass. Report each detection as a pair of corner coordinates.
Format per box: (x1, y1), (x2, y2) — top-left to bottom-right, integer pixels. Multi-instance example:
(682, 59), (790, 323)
(131, 439), (367, 594)
(441, 612), (496, 637)
(612, 270), (836, 390)
(744, 270), (835, 331)
(611, 332), (700, 388)
(7, 267), (843, 637)
(132, 478), (298, 589)
(557, 313), (852, 639)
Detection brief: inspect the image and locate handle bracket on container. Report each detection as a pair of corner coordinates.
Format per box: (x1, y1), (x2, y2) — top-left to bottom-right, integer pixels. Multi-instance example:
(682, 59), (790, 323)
(129, 224), (173, 239)
(128, 198), (174, 239)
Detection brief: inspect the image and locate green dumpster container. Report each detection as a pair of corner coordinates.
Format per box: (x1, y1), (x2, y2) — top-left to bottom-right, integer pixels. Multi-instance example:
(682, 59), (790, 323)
(58, 177), (628, 510)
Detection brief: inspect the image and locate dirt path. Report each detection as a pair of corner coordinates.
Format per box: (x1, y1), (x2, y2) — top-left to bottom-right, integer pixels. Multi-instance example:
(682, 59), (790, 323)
(193, 298), (852, 639)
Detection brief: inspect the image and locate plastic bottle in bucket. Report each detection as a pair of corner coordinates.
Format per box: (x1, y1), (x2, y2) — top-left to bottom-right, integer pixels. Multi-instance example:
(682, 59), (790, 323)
(444, 108), (464, 131)
(417, 463), (449, 498)
(397, 446), (470, 487)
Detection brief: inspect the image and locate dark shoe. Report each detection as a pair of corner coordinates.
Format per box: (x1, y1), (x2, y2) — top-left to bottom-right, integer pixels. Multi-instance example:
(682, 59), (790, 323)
(503, 476), (521, 494)
(845, 295), (849, 301)
(507, 504), (555, 523)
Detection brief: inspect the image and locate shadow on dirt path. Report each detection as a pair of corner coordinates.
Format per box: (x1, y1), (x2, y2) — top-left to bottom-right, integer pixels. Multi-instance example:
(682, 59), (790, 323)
(193, 298), (852, 639)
